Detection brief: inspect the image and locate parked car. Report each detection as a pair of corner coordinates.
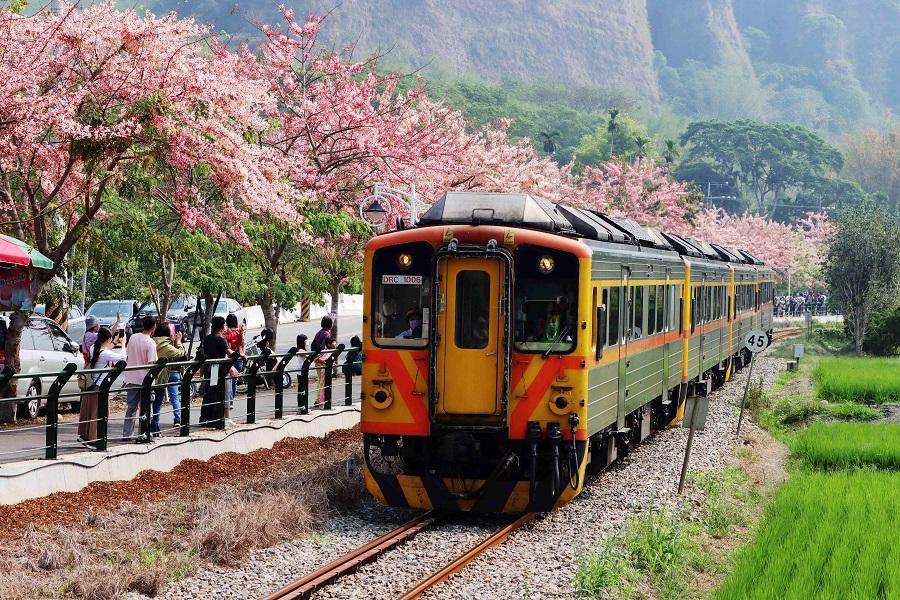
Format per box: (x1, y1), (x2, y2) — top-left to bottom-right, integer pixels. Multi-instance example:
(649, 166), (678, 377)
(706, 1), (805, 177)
(181, 297), (246, 340)
(86, 300), (158, 335)
(166, 295), (197, 323)
(0, 315), (82, 419)
(34, 304), (88, 345)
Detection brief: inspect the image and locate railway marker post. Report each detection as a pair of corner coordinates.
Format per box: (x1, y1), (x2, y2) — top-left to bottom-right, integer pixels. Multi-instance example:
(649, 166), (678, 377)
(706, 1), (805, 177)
(736, 329), (770, 437)
(677, 391), (708, 494)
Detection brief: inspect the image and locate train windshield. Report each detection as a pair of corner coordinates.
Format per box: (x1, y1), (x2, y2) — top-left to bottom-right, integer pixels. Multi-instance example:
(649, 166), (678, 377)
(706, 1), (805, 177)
(514, 246), (578, 354)
(372, 243), (432, 348)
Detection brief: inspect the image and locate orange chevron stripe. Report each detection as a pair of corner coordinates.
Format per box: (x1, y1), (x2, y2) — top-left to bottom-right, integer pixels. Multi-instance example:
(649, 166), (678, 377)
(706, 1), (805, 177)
(509, 355), (583, 439)
(365, 349), (430, 435)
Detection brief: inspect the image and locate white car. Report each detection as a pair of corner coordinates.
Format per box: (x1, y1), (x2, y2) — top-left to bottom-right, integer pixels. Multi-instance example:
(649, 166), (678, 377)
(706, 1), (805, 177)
(0, 316), (83, 419)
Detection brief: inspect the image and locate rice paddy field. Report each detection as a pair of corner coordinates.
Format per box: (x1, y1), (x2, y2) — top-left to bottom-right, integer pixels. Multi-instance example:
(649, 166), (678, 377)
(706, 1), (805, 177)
(791, 423), (900, 470)
(813, 356), (900, 404)
(715, 471), (900, 599)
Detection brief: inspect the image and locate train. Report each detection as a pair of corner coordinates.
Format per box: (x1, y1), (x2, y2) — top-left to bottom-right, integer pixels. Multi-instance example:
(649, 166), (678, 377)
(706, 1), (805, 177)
(360, 192), (774, 513)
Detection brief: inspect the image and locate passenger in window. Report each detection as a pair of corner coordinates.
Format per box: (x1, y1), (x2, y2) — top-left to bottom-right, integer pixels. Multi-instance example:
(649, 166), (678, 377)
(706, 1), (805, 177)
(471, 314), (489, 346)
(396, 308), (423, 339)
(543, 306), (561, 341)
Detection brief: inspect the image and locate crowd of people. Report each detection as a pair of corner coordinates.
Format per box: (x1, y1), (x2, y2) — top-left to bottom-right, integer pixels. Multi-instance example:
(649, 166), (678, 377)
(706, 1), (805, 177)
(74, 312), (357, 448)
(775, 292), (829, 317)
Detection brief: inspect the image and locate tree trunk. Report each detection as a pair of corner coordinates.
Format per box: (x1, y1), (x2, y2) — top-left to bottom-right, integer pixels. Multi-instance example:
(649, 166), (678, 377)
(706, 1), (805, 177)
(260, 294), (278, 342)
(158, 255), (175, 318)
(330, 280), (341, 341)
(0, 312), (26, 423)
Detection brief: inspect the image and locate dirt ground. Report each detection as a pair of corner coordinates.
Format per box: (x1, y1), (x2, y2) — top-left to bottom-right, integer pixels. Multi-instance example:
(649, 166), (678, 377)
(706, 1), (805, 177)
(0, 426), (361, 543)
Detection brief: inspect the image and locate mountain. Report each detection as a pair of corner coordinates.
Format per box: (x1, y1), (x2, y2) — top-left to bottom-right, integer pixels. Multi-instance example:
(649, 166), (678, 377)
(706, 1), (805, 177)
(136, 0), (898, 133)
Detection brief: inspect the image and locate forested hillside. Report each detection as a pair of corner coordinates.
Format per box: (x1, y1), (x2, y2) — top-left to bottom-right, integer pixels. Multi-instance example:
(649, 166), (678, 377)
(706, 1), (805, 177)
(135, 0), (897, 135)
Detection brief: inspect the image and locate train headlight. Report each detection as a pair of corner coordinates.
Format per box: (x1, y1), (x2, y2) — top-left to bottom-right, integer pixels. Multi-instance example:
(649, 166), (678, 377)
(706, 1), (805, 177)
(549, 394), (571, 415)
(397, 253), (413, 270)
(369, 388), (393, 409)
(537, 255), (555, 274)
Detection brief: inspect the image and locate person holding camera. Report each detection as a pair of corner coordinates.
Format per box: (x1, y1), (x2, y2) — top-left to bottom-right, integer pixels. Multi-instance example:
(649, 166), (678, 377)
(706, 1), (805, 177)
(151, 321), (187, 436)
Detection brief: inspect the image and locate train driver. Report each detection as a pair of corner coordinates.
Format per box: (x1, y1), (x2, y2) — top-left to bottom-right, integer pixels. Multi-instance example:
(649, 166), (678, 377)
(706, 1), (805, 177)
(395, 308), (423, 339)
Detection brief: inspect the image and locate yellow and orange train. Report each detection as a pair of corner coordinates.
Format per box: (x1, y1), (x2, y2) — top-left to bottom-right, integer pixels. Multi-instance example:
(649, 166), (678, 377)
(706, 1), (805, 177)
(360, 192), (774, 513)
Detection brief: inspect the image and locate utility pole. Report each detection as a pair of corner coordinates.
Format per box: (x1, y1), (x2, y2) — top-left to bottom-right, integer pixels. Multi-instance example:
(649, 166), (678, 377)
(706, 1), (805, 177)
(81, 247), (88, 312)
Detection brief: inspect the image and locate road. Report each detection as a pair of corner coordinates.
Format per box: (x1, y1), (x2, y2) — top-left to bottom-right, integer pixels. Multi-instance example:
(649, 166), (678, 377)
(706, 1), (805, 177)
(0, 315), (364, 464)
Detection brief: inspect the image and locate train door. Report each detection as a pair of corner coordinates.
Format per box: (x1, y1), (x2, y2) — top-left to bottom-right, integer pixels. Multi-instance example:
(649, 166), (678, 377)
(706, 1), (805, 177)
(616, 266), (629, 429)
(435, 257), (505, 418)
(697, 277), (706, 376)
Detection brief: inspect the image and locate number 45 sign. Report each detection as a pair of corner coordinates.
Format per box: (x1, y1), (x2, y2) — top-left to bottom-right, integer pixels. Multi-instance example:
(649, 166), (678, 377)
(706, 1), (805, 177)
(737, 328), (770, 436)
(744, 329), (770, 353)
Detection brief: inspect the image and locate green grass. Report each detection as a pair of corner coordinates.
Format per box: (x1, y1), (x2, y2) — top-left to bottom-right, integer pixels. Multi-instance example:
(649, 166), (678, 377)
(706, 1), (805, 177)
(575, 510), (702, 599)
(790, 422), (900, 470)
(715, 471), (900, 599)
(814, 356), (900, 404)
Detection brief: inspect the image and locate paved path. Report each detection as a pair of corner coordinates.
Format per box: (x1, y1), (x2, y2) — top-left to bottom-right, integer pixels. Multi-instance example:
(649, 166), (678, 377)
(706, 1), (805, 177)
(0, 316), (363, 464)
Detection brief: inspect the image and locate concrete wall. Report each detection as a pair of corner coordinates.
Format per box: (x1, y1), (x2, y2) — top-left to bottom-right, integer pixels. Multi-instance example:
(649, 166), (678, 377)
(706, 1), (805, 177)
(242, 294), (364, 328)
(0, 407), (360, 505)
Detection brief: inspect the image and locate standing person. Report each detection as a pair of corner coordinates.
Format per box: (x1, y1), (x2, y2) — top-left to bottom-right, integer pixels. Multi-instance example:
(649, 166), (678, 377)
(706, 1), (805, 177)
(81, 312), (120, 364)
(122, 315), (158, 441)
(151, 321), (187, 436)
(200, 316), (233, 427)
(311, 315), (336, 408)
(222, 314), (246, 406)
(77, 327), (125, 448)
(342, 335), (363, 379)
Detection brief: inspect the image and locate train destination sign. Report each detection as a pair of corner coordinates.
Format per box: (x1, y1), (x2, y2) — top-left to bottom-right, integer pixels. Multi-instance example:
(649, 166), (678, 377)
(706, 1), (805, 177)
(382, 274), (423, 285)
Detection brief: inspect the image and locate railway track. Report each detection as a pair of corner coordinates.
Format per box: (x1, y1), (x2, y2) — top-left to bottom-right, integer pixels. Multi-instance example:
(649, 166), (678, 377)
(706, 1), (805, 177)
(264, 511), (537, 600)
(772, 327), (802, 342)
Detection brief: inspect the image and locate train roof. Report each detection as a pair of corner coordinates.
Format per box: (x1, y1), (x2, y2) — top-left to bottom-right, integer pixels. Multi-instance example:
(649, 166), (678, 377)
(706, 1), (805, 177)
(418, 191), (767, 267)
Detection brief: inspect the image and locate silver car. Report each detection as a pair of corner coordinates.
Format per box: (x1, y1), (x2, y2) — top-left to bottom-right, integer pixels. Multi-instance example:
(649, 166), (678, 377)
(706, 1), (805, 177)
(33, 304), (88, 347)
(0, 316), (82, 419)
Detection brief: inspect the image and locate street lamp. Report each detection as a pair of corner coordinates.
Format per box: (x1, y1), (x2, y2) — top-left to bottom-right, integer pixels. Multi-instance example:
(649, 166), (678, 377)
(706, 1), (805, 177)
(359, 182), (431, 230)
(361, 197), (389, 222)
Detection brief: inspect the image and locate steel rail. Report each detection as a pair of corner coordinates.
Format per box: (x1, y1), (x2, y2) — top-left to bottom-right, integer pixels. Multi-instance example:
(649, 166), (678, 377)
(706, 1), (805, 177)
(263, 511), (437, 600)
(397, 512), (538, 600)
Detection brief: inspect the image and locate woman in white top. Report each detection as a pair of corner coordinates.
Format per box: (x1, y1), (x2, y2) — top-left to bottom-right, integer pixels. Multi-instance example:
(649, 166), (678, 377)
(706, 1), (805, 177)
(77, 327), (126, 447)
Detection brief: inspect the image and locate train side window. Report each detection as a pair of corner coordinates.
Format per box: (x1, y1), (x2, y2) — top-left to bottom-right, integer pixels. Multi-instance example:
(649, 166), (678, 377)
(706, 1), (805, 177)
(596, 288), (608, 360)
(608, 287), (620, 346)
(647, 285), (657, 335)
(656, 285), (665, 333)
(631, 286), (644, 340)
(690, 287), (697, 333)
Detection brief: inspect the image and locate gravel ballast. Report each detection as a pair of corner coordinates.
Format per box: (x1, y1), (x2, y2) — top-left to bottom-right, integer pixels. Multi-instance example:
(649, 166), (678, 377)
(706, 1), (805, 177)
(158, 355), (784, 599)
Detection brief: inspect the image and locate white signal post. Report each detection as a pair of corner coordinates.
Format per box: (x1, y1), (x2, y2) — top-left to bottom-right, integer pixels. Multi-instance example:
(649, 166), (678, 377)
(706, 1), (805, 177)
(736, 329), (770, 436)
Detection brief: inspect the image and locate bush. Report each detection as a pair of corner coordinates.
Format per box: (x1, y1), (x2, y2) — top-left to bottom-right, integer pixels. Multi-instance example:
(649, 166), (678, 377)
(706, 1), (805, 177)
(863, 305), (900, 356)
(574, 541), (636, 598)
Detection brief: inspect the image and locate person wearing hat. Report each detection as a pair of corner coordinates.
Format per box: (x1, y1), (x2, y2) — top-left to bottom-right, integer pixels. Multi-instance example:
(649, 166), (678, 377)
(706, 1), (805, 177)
(395, 308), (423, 339)
(82, 312), (120, 365)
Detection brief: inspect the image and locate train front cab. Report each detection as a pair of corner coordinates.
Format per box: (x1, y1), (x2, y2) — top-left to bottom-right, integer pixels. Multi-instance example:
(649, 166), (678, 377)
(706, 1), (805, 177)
(361, 226), (592, 513)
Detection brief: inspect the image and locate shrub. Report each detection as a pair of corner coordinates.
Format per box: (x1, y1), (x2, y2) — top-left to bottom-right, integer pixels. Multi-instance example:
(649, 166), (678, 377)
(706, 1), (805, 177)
(574, 541), (636, 598)
(790, 422), (900, 470)
(814, 357), (900, 403)
(863, 305), (900, 356)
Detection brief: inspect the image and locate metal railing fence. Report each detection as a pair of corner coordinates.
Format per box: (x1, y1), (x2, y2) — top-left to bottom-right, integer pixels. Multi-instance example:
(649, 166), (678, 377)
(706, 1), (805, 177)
(0, 339), (362, 463)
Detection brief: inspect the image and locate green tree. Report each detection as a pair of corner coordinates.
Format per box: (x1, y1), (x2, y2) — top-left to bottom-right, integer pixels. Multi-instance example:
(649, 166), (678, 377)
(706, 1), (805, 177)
(824, 202), (900, 356)
(299, 211), (370, 341)
(679, 119), (846, 216)
(575, 113), (653, 168)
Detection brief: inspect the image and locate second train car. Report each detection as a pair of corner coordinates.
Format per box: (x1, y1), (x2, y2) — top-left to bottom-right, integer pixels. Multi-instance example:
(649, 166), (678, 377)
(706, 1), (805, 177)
(361, 192), (774, 512)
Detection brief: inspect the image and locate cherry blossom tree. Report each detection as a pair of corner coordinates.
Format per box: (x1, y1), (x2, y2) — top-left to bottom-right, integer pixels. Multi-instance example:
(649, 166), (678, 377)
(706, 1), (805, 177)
(572, 159), (698, 234)
(0, 2), (291, 410)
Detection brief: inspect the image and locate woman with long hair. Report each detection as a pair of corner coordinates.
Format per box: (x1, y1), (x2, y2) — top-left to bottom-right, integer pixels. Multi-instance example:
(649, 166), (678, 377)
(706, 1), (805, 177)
(77, 327), (125, 448)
